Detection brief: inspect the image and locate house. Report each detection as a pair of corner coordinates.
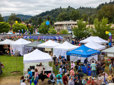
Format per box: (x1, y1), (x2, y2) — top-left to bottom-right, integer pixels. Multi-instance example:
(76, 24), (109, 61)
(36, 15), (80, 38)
(54, 20), (77, 33)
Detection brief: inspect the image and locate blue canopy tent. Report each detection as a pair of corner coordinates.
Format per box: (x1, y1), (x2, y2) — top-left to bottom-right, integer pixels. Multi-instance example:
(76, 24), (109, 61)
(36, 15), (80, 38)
(67, 45), (100, 57)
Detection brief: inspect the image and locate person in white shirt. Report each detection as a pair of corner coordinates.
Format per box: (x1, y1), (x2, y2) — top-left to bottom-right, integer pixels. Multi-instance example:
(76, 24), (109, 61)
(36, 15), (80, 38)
(71, 61), (75, 69)
(20, 79), (26, 85)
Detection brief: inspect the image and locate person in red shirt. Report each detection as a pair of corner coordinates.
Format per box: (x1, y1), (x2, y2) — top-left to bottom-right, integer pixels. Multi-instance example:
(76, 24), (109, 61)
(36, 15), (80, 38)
(87, 77), (95, 85)
(62, 73), (68, 85)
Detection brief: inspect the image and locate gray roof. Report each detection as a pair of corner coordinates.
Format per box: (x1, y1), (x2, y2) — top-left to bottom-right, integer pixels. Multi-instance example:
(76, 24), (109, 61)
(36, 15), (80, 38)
(102, 46), (114, 53)
(25, 41), (41, 47)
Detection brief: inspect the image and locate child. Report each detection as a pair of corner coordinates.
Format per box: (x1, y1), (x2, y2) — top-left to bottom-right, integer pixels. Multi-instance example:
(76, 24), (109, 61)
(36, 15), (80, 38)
(20, 79), (26, 85)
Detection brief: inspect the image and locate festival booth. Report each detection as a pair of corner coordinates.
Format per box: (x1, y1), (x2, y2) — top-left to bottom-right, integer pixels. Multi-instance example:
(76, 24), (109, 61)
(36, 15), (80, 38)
(24, 41), (42, 54)
(11, 38), (31, 56)
(25, 41), (41, 47)
(67, 45), (100, 63)
(85, 41), (106, 51)
(0, 39), (14, 55)
(102, 47), (114, 65)
(80, 36), (108, 44)
(38, 40), (61, 54)
(53, 41), (79, 58)
(38, 40), (60, 48)
(23, 49), (53, 74)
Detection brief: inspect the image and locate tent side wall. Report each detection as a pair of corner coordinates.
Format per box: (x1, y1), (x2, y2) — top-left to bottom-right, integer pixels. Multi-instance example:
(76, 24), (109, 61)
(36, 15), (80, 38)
(23, 62), (52, 74)
(70, 55), (98, 62)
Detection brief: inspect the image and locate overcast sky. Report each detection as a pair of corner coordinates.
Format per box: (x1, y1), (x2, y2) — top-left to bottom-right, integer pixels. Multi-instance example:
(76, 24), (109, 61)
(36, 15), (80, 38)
(0, 0), (110, 16)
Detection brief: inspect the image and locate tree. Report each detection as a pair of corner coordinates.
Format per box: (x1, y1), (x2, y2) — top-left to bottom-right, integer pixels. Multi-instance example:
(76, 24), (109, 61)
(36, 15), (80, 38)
(0, 14), (4, 22)
(8, 13), (22, 30)
(0, 22), (10, 33)
(57, 12), (70, 21)
(12, 23), (28, 33)
(91, 18), (111, 39)
(8, 13), (17, 24)
(60, 29), (68, 34)
(48, 27), (57, 34)
(82, 14), (88, 21)
(69, 10), (80, 21)
(38, 21), (51, 34)
(72, 20), (90, 39)
(97, 5), (114, 23)
(38, 17), (43, 25)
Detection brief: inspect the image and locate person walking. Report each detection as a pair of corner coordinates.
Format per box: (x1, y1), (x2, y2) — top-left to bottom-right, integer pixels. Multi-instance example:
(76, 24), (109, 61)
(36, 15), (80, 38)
(63, 73), (68, 85)
(90, 61), (97, 77)
(68, 76), (74, 85)
(109, 63), (112, 74)
(49, 71), (56, 85)
(56, 72), (63, 85)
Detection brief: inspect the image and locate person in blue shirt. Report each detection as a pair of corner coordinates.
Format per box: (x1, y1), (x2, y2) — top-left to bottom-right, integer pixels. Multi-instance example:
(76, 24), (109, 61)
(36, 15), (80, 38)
(28, 69), (32, 79)
(56, 72), (63, 85)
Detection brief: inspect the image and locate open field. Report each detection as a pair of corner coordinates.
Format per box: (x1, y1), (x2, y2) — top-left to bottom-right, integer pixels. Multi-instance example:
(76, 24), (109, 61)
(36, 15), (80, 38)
(0, 55), (23, 77)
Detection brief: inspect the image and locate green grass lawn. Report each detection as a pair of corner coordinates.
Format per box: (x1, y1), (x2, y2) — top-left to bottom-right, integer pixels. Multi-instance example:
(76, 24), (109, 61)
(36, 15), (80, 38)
(0, 55), (23, 77)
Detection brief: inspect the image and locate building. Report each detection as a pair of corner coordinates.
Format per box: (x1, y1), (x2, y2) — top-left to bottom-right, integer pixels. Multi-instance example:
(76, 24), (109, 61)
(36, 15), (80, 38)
(54, 20), (77, 33)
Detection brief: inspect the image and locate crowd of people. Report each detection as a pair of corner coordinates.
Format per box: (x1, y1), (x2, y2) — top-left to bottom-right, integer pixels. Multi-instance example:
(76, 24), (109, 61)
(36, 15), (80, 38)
(20, 55), (114, 85)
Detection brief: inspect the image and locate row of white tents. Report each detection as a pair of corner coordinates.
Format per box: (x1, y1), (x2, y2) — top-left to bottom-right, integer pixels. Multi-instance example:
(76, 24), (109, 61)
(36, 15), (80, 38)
(0, 36), (111, 72)
(0, 36), (108, 58)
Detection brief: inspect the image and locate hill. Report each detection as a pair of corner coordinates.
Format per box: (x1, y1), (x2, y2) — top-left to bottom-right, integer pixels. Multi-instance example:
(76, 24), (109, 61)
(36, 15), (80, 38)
(31, 6), (76, 21)
(4, 14), (32, 21)
(30, 1), (114, 25)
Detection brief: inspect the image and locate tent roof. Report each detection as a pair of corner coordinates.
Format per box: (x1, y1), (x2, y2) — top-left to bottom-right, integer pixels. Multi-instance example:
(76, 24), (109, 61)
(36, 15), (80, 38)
(38, 40), (60, 48)
(12, 38), (31, 45)
(7, 32), (13, 34)
(67, 45), (100, 57)
(80, 36), (108, 44)
(102, 46), (114, 53)
(54, 41), (79, 50)
(24, 49), (52, 63)
(85, 41), (105, 50)
(25, 41), (41, 47)
(0, 39), (14, 45)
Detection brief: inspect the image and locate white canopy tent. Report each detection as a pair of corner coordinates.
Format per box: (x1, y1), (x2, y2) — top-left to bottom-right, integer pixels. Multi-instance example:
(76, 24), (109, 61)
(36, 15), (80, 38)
(80, 36), (108, 44)
(38, 40), (60, 48)
(85, 41), (106, 50)
(11, 38), (31, 56)
(0, 39), (14, 45)
(0, 39), (14, 54)
(23, 49), (53, 72)
(53, 41), (79, 58)
(102, 46), (114, 58)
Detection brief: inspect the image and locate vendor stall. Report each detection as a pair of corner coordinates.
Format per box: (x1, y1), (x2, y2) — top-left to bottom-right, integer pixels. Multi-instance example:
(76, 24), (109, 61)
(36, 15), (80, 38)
(53, 41), (79, 58)
(11, 38), (31, 56)
(23, 49), (53, 73)
(85, 41), (106, 50)
(102, 46), (114, 65)
(38, 40), (60, 48)
(0, 39), (14, 55)
(80, 36), (108, 44)
(67, 45), (100, 62)
(24, 41), (42, 54)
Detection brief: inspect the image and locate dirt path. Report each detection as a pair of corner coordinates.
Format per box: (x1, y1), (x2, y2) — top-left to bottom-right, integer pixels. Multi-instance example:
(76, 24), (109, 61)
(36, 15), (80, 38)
(0, 76), (49, 85)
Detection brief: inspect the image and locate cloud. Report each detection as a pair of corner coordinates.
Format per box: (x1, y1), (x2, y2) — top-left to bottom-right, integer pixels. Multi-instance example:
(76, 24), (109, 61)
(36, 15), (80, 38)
(0, 0), (110, 16)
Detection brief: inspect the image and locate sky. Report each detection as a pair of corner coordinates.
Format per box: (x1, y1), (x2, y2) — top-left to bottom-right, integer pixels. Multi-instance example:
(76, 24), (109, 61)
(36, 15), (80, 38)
(0, 0), (110, 16)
